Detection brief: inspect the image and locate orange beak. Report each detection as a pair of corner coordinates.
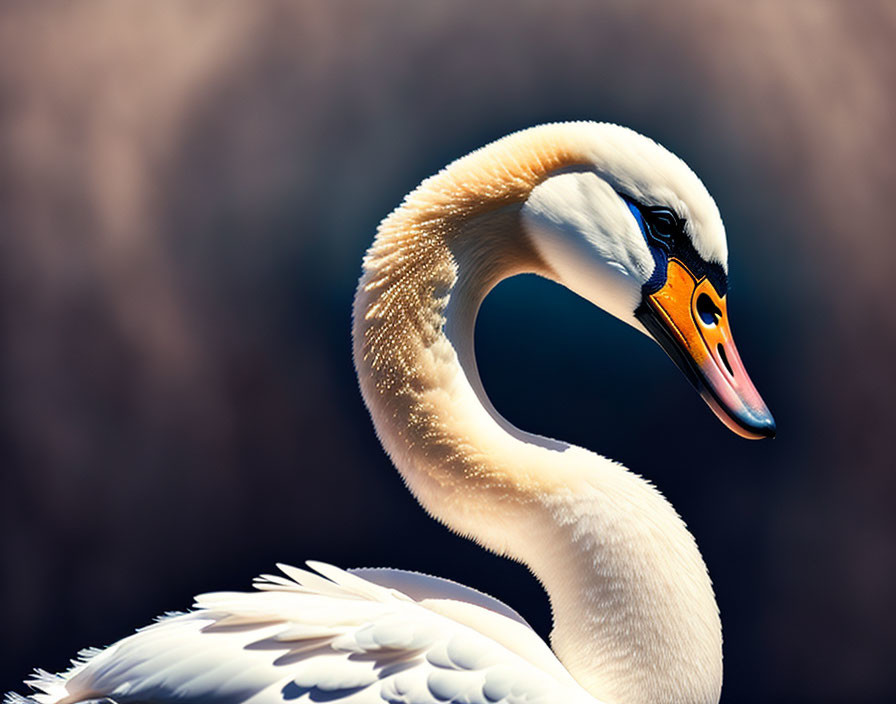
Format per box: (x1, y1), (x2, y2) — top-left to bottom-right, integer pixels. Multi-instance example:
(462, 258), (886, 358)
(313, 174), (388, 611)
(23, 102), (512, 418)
(636, 258), (776, 439)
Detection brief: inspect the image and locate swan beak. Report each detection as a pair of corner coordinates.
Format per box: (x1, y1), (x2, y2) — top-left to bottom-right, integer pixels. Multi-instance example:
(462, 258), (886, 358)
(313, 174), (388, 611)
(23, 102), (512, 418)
(636, 258), (776, 439)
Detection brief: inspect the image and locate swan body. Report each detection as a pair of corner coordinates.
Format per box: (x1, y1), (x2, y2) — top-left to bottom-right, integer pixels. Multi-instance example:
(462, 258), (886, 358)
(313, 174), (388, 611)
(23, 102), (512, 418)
(9, 123), (774, 704)
(14, 564), (596, 704)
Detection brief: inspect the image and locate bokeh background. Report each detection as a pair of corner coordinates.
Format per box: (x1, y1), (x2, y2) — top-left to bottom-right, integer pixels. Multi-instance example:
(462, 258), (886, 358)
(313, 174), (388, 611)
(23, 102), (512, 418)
(2, 2), (894, 702)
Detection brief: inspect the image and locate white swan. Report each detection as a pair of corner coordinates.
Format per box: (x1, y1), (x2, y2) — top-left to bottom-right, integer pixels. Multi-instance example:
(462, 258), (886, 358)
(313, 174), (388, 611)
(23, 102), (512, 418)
(9, 122), (774, 704)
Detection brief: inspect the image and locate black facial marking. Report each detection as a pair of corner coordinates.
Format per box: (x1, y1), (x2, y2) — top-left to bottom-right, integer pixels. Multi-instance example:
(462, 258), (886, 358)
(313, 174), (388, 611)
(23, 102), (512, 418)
(620, 194), (727, 298)
(644, 207), (681, 248)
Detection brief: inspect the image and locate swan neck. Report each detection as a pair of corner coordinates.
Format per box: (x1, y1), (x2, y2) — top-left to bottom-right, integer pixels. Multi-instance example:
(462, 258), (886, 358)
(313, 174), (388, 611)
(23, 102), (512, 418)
(352, 128), (723, 704)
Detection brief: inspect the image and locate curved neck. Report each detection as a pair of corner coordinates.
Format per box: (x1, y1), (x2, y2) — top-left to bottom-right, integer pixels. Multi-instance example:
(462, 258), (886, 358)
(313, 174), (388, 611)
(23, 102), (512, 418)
(352, 129), (722, 704)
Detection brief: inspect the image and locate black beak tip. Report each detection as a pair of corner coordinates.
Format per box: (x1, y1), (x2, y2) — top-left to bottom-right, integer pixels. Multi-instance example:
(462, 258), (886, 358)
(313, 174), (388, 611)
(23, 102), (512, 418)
(741, 409), (777, 440)
(756, 419), (777, 440)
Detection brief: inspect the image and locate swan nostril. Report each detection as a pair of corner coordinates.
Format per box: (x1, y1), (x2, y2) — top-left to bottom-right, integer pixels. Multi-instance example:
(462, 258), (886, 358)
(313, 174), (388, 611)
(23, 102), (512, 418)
(696, 293), (722, 327)
(717, 343), (734, 377)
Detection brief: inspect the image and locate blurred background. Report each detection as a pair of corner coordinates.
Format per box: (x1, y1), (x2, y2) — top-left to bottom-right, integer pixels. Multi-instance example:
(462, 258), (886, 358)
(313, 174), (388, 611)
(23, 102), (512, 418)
(1, 1), (894, 702)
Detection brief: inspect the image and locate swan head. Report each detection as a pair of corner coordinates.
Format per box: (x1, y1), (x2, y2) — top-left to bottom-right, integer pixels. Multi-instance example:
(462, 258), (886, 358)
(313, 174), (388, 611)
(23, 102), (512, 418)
(520, 123), (775, 439)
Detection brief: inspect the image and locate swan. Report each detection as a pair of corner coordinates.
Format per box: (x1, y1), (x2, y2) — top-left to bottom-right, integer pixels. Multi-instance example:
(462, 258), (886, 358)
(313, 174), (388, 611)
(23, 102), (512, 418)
(8, 122), (774, 704)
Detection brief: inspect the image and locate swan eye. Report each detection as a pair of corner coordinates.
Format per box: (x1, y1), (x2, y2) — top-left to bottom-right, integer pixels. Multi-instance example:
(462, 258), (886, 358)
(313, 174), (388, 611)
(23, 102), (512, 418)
(646, 208), (682, 241)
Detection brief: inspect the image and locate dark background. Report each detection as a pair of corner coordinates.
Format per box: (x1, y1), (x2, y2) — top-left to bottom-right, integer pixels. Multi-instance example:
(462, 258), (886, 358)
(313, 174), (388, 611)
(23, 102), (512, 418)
(1, 2), (894, 702)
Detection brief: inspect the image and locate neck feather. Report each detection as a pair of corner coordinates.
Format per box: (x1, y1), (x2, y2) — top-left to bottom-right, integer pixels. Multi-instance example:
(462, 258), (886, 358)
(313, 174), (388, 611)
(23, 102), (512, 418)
(352, 126), (722, 704)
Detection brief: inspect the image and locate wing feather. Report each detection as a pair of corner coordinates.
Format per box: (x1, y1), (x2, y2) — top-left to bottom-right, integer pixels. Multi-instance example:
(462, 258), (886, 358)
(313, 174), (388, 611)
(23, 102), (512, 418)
(7, 564), (599, 704)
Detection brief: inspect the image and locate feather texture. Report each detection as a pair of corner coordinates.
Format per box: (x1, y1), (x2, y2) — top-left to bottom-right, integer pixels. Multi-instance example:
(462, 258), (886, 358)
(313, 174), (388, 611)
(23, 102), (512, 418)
(9, 564), (597, 704)
(10, 122), (743, 704)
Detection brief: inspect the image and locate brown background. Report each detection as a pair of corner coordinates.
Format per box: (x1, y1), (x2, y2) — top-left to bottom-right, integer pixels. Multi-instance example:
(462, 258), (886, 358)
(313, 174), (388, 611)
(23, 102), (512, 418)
(1, 2), (894, 702)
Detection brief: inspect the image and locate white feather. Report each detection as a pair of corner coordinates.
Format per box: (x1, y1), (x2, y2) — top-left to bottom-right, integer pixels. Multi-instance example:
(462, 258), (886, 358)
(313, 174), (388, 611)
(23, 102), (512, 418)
(10, 122), (743, 704)
(10, 564), (597, 704)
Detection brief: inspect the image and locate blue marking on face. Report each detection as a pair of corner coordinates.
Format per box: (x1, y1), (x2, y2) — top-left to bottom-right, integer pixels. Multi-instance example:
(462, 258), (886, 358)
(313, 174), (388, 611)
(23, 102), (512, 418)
(624, 197), (668, 295)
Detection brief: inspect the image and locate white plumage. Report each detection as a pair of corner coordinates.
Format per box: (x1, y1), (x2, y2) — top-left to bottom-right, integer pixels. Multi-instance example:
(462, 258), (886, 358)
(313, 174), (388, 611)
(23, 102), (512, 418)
(10, 122), (773, 704)
(16, 564), (593, 704)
